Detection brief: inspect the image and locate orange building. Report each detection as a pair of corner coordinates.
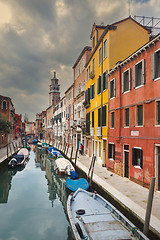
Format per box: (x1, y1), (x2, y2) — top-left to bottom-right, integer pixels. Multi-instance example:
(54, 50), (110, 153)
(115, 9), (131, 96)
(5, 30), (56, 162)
(108, 34), (160, 190)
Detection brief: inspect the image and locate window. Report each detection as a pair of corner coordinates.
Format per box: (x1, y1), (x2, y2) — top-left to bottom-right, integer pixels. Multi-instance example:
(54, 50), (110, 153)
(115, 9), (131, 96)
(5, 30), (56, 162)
(156, 101), (160, 125)
(92, 111), (94, 127)
(151, 49), (160, 80)
(102, 70), (108, 91)
(111, 112), (115, 128)
(133, 60), (145, 88)
(108, 143), (115, 160)
(122, 68), (131, 93)
(92, 58), (95, 74)
(125, 108), (129, 127)
(90, 84), (95, 99)
(2, 101), (7, 110)
(99, 47), (102, 65)
(82, 56), (85, 71)
(109, 78), (116, 99)
(85, 88), (90, 102)
(102, 105), (106, 126)
(82, 80), (85, 91)
(93, 36), (95, 48)
(78, 83), (81, 94)
(97, 76), (101, 94)
(137, 105), (143, 126)
(132, 148), (143, 168)
(86, 113), (90, 134)
(104, 39), (107, 59)
(98, 108), (101, 127)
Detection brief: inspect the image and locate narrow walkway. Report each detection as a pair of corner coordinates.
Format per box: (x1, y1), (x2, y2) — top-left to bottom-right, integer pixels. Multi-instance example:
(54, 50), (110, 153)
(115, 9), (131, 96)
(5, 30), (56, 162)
(64, 147), (160, 239)
(0, 138), (22, 163)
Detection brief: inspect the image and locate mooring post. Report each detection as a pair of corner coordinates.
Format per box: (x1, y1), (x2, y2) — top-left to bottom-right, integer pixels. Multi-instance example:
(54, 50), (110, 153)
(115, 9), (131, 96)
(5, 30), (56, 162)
(7, 144), (9, 159)
(74, 147), (79, 168)
(143, 177), (155, 237)
(70, 146), (73, 161)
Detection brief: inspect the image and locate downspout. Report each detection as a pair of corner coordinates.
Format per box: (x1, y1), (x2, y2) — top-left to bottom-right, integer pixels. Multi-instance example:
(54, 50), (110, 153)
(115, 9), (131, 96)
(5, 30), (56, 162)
(119, 65), (123, 177)
(101, 40), (103, 164)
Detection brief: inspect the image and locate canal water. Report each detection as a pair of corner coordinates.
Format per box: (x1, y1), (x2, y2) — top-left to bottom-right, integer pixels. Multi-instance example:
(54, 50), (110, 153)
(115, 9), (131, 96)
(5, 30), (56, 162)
(0, 149), (73, 240)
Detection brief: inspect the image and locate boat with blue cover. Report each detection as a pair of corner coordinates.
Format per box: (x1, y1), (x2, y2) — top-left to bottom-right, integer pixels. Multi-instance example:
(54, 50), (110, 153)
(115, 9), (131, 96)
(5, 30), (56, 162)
(8, 154), (25, 168)
(65, 178), (89, 192)
(67, 188), (149, 240)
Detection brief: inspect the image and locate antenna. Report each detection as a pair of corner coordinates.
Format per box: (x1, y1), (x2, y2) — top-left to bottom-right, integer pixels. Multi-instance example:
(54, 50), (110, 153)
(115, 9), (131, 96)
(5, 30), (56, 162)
(129, 0), (131, 17)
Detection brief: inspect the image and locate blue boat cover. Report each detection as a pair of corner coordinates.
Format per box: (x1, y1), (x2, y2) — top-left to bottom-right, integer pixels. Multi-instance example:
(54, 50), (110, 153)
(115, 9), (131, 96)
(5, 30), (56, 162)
(65, 178), (89, 192)
(48, 147), (57, 152)
(12, 155), (24, 163)
(70, 171), (78, 179)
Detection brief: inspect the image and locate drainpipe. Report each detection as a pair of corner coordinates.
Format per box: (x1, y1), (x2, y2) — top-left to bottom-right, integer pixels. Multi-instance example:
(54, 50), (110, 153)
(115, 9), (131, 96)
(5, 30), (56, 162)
(119, 65), (123, 177)
(101, 41), (103, 164)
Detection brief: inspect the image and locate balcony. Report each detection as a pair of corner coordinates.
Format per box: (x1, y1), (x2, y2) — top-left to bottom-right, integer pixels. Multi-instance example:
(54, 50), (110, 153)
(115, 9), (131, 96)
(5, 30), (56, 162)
(83, 100), (90, 109)
(89, 71), (95, 79)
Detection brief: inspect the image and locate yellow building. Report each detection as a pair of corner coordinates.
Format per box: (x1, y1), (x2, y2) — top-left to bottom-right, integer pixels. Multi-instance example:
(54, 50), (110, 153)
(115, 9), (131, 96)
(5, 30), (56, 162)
(84, 17), (150, 165)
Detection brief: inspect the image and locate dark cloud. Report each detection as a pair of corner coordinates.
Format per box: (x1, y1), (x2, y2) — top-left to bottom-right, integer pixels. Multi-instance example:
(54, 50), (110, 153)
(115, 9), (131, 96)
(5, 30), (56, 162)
(0, 0), (158, 120)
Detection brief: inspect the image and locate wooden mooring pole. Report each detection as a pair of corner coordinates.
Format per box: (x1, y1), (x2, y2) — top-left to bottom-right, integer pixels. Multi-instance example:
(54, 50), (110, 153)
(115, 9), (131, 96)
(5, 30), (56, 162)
(143, 177), (155, 237)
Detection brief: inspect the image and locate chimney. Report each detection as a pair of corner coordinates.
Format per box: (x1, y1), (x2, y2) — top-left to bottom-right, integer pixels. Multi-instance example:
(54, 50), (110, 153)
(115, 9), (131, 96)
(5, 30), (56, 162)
(54, 71), (56, 79)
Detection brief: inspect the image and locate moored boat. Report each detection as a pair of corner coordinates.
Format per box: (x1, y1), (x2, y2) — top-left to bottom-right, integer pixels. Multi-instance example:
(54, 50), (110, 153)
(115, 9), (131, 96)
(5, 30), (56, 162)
(17, 148), (29, 159)
(65, 178), (89, 192)
(55, 158), (75, 175)
(67, 188), (149, 240)
(8, 154), (25, 168)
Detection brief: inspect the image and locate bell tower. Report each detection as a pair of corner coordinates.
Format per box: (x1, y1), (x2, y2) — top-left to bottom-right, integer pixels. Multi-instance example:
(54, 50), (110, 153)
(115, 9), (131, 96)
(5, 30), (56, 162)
(49, 71), (60, 107)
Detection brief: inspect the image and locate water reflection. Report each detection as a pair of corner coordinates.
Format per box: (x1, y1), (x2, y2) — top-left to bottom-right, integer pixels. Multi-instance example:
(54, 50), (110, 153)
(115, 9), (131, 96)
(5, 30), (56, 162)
(0, 148), (73, 240)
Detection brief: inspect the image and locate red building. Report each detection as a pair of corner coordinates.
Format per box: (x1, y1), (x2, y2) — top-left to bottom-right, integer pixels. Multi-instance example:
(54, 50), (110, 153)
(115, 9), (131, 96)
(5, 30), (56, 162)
(0, 95), (15, 147)
(108, 34), (160, 190)
(14, 113), (22, 138)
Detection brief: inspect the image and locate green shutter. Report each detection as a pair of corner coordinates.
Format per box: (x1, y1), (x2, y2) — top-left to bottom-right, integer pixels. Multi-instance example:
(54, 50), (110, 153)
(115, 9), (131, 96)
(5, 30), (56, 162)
(142, 59), (145, 84)
(92, 111), (94, 127)
(114, 79), (116, 97)
(140, 149), (143, 168)
(132, 148), (136, 165)
(108, 144), (111, 158)
(129, 68), (131, 90)
(113, 144), (115, 160)
(90, 86), (92, 99)
(122, 72), (124, 93)
(97, 78), (99, 94)
(98, 108), (101, 127)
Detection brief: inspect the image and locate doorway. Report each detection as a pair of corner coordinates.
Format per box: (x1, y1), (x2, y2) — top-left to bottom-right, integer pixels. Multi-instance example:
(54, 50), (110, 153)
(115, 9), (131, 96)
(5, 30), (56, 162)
(124, 144), (129, 178)
(155, 146), (160, 191)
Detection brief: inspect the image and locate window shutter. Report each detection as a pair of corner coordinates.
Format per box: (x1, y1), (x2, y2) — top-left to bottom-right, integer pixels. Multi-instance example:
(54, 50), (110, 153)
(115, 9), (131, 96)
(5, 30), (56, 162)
(99, 75), (102, 93)
(113, 144), (115, 160)
(102, 106), (106, 126)
(132, 148), (136, 165)
(109, 81), (111, 98)
(85, 90), (88, 101)
(105, 70), (108, 89)
(90, 86), (92, 99)
(129, 68), (131, 90)
(93, 84), (95, 98)
(140, 149), (143, 168)
(133, 65), (135, 88)
(102, 72), (105, 90)
(114, 79), (116, 97)
(122, 72), (124, 93)
(108, 144), (111, 158)
(97, 78), (99, 94)
(142, 59), (145, 84)
(151, 52), (155, 80)
(88, 87), (90, 101)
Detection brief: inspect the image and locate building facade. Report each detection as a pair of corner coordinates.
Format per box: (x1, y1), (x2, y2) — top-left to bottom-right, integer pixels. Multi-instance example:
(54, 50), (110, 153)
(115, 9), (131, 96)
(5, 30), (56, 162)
(108, 34), (160, 190)
(73, 46), (92, 150)
(84, 17), (150, 165)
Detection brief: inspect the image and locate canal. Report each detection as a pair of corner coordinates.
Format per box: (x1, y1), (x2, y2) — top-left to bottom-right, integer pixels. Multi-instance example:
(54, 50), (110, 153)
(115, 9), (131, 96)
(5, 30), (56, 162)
(0, 148), (73, 240)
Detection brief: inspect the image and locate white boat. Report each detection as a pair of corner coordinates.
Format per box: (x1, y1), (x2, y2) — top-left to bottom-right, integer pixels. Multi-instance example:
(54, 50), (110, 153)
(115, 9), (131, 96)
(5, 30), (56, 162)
(18, 148), (29, 159)
(67, 188), (149, 240)
(55, 158), (75, 175)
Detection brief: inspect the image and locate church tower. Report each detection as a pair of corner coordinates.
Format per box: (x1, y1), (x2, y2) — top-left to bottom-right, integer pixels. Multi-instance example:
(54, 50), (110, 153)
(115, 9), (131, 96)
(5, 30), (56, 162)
(49, 71), (60, 107)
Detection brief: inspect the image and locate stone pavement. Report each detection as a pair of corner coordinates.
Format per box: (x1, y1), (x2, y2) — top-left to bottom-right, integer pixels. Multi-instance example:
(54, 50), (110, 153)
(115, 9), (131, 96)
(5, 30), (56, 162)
(64, 148), (160, 239)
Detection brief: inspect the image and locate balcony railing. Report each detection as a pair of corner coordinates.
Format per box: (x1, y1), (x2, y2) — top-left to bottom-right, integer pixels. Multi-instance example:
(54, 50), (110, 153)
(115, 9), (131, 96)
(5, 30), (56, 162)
(89, 71), (95, 79)
(83, 100), (90, 109)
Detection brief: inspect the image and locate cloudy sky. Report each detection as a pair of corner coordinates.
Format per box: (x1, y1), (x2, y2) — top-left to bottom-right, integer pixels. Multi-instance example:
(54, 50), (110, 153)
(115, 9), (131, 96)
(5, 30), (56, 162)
(0, 0), (159, 121)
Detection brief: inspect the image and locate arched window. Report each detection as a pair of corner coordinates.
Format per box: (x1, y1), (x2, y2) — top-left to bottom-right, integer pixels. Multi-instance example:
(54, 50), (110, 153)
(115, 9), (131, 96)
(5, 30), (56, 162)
(2, 101), (7, 110)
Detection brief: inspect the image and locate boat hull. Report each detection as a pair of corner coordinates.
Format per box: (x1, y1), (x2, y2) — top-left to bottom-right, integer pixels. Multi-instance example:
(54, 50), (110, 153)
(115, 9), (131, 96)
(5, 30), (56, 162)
(67, 188), (149, 240)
